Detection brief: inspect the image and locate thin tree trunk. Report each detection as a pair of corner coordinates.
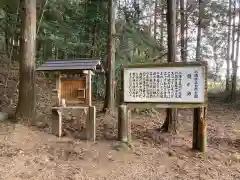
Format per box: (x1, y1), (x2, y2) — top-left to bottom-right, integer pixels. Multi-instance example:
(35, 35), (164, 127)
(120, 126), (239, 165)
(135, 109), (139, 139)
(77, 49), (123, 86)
(196, 0), (203, 62)
(43, 40), (52, 61)
(213, 45), (219, 82)
(16, 0), (36, 122)
(184, 0), (188, 61)
(231, 0), (239, 101)
(180, 0), (185, 61)
(153, 0), (158, 56)
(231, 0), (236, 65)
(226, 0), (232, 92)
(193, 0), (205, 148)
(225, 0), (232, 92)
(161, 0), (178, 133)
(160, 0), (165, 48)
(230, 0), (236, 99)
(5, 28), (9, 56)
(103, 0), (116, 112)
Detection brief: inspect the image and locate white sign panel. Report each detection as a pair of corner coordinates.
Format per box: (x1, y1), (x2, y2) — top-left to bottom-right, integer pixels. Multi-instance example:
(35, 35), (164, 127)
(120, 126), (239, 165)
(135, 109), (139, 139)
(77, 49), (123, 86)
(123, 66), (205, 103)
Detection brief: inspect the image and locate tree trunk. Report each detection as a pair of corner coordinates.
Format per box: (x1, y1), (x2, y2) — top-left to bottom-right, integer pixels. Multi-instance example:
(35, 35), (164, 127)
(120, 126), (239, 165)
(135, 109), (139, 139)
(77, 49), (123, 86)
(4, 10), (10, 55)
(176, 0), (180, 44)
(184, 0), (189, 61)
(196, 1), (202, 62)
(153, 0), (158, 56)
(43, 39), (52, 61)
(15, 0), (36, 122)
(103, 0), (116, 112)
(180, 0), (185, 61)
(161, 0), (178, 133)
(193, 0), (205, 143)
(230, 0), (236, 67)
(226, 0), (232, 92)
(231, 0), (239, 101)
(230, 0), (236, 99)
(160, 0), (165, 48)
(213, 45), (219, 79)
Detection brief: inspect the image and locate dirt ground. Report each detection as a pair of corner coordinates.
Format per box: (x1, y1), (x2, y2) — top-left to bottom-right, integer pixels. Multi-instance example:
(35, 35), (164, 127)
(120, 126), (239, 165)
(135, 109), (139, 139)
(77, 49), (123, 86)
(0, 101), (239, 180)
(0, 62), (239, 179)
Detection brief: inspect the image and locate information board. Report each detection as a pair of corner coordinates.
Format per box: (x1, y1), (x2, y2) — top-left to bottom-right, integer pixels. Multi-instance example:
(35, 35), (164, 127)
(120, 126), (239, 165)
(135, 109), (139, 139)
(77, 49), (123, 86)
(123, 65), (206, 103)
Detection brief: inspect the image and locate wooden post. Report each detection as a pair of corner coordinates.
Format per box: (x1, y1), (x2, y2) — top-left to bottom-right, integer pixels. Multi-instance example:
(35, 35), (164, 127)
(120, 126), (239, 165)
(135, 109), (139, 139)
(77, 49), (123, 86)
(86, 106), (96, 142)
(56, 72), (61, 106)
(87, 70), (92, 106)
(118, 104), (131, 143)
(51, 109), (62, 137)
(127, 108), (132, 142)
(192, 106), (207, 152)
(192, 108), (200, 149)
(198, 106), (207, 152)
(193, 62), (208, 152)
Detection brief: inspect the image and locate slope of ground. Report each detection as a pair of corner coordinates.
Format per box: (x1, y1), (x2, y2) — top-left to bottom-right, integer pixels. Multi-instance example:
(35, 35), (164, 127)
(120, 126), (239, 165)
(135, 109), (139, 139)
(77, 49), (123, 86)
(0, 104), (239, 180)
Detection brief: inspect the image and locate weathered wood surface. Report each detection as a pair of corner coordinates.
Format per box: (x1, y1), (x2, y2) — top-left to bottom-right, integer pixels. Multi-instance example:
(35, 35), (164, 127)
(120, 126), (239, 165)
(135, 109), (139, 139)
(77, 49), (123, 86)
(123, 61), (207, 68)
(193, 63), (208, 152)
(56, 73), (61, 106)
(86, 106), (96, 142)
(126, 103), (207, 109)
(52, 106), (89, 110)
(192, 106), (207, 152)
(61, 79), (86, 102)
(51, 109), (62, 137)
(87, 70), (92, 106)
(118, 105), (131, 143)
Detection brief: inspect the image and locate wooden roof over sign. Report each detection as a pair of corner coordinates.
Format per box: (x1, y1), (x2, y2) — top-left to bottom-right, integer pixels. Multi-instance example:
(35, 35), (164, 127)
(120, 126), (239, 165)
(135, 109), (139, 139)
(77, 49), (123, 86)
(36, 58), (104, 72)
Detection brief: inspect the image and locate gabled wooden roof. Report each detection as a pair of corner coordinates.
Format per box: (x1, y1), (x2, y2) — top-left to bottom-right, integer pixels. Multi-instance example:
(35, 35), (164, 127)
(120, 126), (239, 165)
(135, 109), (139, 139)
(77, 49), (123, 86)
(36, 58), (104, 72)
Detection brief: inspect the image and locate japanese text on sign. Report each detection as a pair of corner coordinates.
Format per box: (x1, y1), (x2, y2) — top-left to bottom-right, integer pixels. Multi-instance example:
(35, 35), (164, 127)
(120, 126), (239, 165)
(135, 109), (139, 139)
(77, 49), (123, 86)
(123, 66), (205, 103)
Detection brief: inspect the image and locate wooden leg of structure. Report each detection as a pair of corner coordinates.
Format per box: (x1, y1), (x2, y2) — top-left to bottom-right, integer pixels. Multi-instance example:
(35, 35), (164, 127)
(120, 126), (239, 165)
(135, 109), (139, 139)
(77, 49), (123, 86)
(118, 105), (131, 143)
(86, 106), (96, 142)
(127, 109), (132, 142)
(192, 107), (207, 152)
(192, 108), (199, 149)
(51, 109), (62, 137)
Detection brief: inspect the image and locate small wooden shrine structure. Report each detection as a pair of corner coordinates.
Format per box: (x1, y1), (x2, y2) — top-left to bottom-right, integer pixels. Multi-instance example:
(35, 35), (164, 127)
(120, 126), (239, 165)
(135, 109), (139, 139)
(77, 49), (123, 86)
(36, 58), (104, 141)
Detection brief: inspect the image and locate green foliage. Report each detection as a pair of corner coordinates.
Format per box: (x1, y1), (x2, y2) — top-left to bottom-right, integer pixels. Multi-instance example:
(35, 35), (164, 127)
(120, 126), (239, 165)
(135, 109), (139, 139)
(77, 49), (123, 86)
(0, 0), (233, 97)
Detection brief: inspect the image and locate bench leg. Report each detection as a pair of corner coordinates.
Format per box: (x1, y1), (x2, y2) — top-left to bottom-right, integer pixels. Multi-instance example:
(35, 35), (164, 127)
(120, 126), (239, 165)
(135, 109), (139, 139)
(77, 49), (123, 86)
(51, 109), (62, 137)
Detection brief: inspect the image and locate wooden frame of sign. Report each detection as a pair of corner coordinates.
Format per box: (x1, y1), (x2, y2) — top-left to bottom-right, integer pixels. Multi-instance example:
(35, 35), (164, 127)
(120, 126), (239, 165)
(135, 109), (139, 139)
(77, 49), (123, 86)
(118, 61), (208, 152)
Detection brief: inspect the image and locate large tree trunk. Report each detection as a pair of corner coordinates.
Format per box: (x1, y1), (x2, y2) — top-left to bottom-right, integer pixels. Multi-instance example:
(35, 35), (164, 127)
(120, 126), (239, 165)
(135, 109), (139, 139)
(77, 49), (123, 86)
(180, 0), (185, 62)
(226, 0), (232, 92)
(231, 0), (239, 101)
(103, 0), (116, 112)
(176, 0), (180, 42)
(161, 0), (178, 133)
(15, 0), (36, 122)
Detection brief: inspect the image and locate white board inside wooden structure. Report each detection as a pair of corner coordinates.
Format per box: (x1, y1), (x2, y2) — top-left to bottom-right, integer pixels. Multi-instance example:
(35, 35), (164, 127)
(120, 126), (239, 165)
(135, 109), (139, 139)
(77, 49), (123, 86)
(123, 66), (205, 103)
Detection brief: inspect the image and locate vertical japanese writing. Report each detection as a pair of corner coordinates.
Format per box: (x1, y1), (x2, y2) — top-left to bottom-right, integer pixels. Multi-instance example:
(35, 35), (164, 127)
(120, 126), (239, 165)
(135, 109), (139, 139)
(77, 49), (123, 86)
(194, 70), (199, 98)
(127, 69), (201, 100)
